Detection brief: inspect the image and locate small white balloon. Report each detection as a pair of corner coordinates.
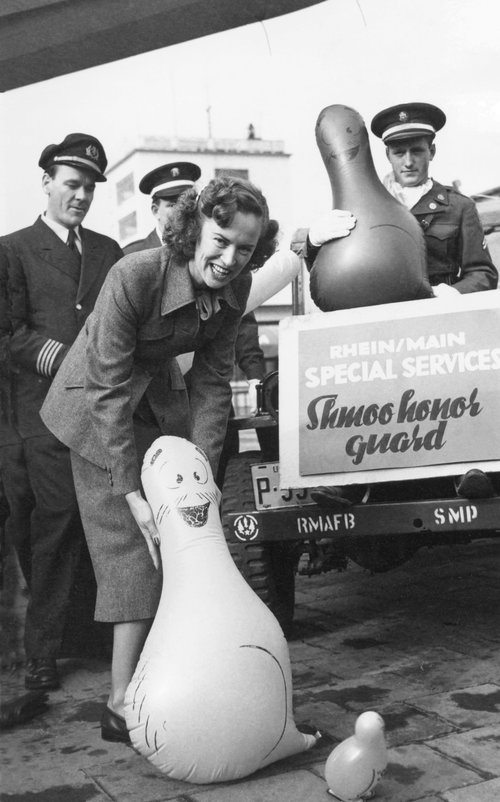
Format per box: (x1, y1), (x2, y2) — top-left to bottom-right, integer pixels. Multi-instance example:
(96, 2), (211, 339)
(324, 711), (387, 801)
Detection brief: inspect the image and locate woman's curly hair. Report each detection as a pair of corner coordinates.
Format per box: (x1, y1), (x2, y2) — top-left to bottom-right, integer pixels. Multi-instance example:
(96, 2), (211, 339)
(163, 176), (278, 270)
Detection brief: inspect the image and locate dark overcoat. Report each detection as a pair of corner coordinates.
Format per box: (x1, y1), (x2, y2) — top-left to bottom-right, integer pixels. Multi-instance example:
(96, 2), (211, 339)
(123, 229), (162, 255)
(41, 246), (251, 494)
(1, 216), (123, 437)
(0, 245), (16, 444)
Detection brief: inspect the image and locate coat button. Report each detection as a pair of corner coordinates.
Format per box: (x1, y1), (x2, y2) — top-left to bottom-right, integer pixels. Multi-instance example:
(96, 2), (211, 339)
(437, 194), (445, 200)
(75, 303), (82, 311)
(429, 202), (437, 210)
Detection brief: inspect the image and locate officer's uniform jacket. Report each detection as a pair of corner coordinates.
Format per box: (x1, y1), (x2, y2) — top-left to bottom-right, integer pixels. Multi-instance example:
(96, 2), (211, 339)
(41, 246), (251, 494)
(123, 229), (162, 255)
(410, 180), (498, 292)
(1, 217), (123, 439)
(0, 245), (17, 446)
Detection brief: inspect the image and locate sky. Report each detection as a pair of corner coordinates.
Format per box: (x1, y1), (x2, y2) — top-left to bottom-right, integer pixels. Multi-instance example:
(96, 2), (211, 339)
(1, 0), (500, 239)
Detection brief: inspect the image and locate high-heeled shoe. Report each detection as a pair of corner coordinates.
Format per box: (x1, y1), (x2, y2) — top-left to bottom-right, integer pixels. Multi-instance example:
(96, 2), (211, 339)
(100, 706), (130, 743)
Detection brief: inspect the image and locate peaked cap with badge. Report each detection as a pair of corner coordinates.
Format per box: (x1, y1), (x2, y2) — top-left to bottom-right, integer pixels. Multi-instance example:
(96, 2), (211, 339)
(39, 133), (108, 181)
(371, 102), (446, 143)
(139, 161), (201, 200)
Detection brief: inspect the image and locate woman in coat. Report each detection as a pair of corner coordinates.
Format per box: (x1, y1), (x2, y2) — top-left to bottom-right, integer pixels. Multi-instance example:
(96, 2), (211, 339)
(41, 176), (277, 742)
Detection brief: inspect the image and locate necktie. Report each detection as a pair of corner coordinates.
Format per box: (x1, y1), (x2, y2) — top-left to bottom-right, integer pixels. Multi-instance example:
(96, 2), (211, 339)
(67, 228), (81, 264)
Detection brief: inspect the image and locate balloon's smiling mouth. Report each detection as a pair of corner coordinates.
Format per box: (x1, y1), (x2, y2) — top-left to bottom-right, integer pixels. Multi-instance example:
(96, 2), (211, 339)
(177, 502), (210, 528)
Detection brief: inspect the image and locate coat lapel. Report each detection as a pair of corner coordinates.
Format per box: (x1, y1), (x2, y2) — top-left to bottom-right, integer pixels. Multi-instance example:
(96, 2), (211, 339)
(31, 216), (80, 283)
(159, 250), (242, 317)
(143, 229), (162, 249)
(77, 227), (106, 303)
(411, 181), (450, 216)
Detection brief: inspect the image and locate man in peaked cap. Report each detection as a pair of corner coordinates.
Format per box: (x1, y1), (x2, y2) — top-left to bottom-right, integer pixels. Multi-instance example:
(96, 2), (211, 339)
(123, 161), (201, 254)
(370, 102), (497, 294)
(371, 102), (498, 499)
(0, 134), (123, 691)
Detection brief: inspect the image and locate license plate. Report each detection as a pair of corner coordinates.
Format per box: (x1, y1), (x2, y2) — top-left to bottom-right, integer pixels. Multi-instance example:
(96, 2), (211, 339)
(251, 462), (314, 510)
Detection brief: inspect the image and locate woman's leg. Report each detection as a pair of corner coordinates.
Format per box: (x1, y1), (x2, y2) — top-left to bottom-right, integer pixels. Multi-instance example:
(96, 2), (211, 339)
(108, 619), (152, 715)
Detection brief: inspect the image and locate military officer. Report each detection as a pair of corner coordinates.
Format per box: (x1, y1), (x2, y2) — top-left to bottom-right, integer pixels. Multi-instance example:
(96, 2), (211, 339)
(371, 101), (498, 294)
(0, 133), (123, 690)
(124, 161), (201, 253)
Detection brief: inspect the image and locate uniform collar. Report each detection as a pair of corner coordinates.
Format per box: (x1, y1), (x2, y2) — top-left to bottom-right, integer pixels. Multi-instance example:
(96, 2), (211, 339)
(160, 253), (242, 316)
(42, 213), (82, 244)
(384, 174), (433, 209)
(412, 179), (450, 212)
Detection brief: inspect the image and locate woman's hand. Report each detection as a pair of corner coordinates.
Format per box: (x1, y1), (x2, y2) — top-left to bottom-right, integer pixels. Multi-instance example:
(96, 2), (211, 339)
(308, 210), (356, 247)
(125, 489), (161, 570)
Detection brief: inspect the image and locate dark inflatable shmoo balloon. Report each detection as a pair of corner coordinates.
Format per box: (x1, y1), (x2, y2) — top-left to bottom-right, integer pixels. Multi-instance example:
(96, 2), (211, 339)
(310, 104), (433, 311)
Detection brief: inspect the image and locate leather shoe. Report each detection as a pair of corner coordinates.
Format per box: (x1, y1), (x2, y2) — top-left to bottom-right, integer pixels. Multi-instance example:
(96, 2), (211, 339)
(0, 691), (49, 729)
(454, 469), (495, 499)
(25, 658), (60, 691)
(101, 706), (130, 743)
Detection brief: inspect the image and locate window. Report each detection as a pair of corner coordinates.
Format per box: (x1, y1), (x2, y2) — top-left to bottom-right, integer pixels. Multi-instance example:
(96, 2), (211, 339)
(118, 211), (137, 242)
(116, 173), (135, 205)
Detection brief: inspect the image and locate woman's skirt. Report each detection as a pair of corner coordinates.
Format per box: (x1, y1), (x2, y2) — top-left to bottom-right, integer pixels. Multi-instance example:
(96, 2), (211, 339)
(70, 420), (163, 622)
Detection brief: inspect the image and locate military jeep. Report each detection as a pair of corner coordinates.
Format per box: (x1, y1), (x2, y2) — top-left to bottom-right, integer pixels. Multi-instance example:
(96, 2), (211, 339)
(221, 366), (500, 638)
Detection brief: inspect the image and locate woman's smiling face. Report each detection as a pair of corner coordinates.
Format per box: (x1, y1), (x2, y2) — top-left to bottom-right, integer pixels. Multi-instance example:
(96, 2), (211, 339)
(189, 211), (263, 289)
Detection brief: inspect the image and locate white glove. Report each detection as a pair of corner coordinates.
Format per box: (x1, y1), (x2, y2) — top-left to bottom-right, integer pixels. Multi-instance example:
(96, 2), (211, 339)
(308, 210), (356, 247)
(433, 283), (461, 299)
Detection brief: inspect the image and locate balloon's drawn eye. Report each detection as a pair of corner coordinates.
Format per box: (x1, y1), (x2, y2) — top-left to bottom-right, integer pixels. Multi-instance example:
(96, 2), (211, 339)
(193, 460), (208, 484)
(160, 462), (184, 489)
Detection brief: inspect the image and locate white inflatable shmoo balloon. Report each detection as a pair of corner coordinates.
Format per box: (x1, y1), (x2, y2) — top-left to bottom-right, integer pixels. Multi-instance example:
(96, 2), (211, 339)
(124, 436), (318, 783)
(324, 711), (387, 801)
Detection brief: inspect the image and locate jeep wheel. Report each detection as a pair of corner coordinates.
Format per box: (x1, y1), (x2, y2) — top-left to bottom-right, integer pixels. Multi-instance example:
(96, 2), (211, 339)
(345, 534), (423, 573)
(221, 451), (296, 637)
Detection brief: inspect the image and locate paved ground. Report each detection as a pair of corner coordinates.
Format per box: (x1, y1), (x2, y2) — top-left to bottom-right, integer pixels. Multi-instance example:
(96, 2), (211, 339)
(2, 536), (500, 801)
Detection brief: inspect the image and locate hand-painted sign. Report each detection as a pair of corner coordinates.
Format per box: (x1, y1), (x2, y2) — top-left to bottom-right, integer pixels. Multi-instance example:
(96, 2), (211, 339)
(279, 293), (500, 488)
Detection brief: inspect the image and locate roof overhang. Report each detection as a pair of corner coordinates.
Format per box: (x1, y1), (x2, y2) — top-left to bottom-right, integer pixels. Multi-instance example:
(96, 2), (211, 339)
(1, 0), (325, 92)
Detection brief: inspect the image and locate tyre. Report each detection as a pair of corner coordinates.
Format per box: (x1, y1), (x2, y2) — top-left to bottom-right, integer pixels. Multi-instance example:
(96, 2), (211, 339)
(221, 451), (296, 637)
(345, 535), (423, 572)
